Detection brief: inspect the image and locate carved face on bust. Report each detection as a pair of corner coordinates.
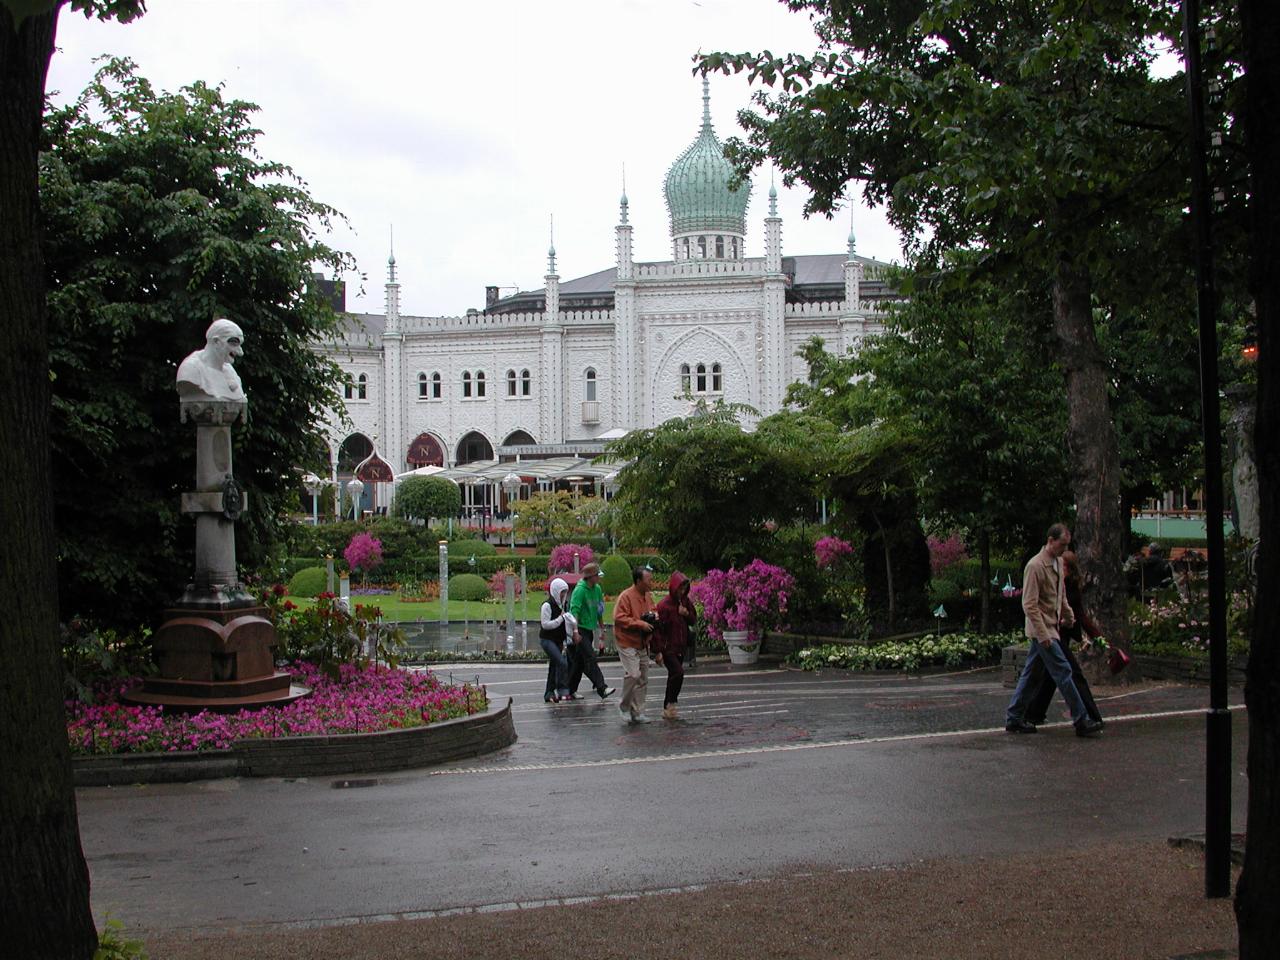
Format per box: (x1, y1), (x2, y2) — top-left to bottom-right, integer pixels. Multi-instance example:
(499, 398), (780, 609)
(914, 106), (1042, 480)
(206, 318), (244, 366)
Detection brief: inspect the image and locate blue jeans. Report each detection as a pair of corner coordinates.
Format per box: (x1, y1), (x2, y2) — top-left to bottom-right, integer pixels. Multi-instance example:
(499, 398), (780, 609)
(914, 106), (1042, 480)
(541, 638), (570, 699)
(1006, 638), (1088, 725)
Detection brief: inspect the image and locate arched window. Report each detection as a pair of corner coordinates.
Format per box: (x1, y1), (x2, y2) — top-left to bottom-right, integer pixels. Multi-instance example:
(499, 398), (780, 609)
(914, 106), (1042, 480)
(343, 378), (354, 400)
(462, 371), (472, 398)
(431, 371), (442, 399)
(697, 236), (707, 259)
(356, 373), (368, 400)
(506, 369), (517, 396)
(584, 368), (597, 402)
(711, 362), (723, 393)
(680, 363), (691, 394)
(731, 238), (739, 259)
(417, 372), (429, 399)
(521, 369), (532, 396)
(715, 236), (725, 258)
(695, 363), (707, 393)
(476, 371), (486, 397)
(681, 238), (690, 260)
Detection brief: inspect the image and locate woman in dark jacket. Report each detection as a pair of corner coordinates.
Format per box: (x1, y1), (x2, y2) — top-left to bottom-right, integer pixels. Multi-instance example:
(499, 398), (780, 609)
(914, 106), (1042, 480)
(1026, 550), (1104, 726)
(653, 571), (696, 721)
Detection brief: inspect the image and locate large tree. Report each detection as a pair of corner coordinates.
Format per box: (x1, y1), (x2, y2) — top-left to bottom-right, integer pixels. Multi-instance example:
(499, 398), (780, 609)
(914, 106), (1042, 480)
(1236, 0), (1280, 952)
(42, 58), (351, 630)
(1, 3), (142, 957)
(701, 0), (1192, 644)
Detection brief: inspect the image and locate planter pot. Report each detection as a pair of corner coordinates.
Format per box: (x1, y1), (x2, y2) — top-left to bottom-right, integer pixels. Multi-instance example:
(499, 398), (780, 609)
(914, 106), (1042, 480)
(723, 630), (760, 665)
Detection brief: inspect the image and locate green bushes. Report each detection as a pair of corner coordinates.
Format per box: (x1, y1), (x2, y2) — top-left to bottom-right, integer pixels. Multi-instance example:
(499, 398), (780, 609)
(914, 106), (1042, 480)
(789, 630), (1018, 672)
(447, 573), (490, 601)
(394, 476), (461, 522)
(928, 578), (961, 605)
(600, 554), (633, 595)
(447, 539), (497, 558)
(287, 566), (329, 598)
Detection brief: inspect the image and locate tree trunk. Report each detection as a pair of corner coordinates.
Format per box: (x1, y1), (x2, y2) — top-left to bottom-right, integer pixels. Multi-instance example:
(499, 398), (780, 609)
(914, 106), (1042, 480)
(0, 6), (98, 959)
(1051, 251), (1129, 653)
(1236, 0), (1280, 953)
(979, 528), (991, 635)
(871, 510), (895, 628)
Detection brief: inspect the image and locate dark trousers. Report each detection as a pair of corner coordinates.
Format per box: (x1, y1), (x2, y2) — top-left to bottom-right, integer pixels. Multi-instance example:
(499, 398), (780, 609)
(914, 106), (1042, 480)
(662, 651), (685, 707)
(541, 638), (570, 699)
(1024, 637), (1102, 724)
(567, 628), (607, 695)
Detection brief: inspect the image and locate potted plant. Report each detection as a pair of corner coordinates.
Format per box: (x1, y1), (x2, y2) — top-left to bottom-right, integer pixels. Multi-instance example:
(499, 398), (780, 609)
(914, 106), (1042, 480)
(691, 559), (795, 665)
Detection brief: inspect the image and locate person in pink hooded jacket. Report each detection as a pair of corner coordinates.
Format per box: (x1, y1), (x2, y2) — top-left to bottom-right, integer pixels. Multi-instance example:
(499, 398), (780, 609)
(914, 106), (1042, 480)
(653, 571), (696, 720)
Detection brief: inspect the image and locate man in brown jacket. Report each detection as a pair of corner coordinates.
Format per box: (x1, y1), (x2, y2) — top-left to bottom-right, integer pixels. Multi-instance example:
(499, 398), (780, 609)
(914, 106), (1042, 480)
(1005, 523), (1104, 738)
(613, 566), (656, 723)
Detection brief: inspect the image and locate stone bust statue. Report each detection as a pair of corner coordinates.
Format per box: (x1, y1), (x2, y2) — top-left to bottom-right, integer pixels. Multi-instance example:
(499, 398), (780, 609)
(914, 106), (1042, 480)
(177, 318), (246, 402)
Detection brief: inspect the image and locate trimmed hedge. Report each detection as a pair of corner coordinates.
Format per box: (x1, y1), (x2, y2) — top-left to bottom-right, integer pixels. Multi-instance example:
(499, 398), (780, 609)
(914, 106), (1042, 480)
(288, 566), (329, 598)
(600, 554), (633, 595)
(447, 539), (497, 558)
(448, 573), (490, 601)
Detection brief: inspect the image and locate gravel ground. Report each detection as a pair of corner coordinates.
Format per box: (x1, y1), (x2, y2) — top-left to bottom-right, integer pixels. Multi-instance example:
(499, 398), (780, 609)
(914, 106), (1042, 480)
(144, 839), (1238, 959)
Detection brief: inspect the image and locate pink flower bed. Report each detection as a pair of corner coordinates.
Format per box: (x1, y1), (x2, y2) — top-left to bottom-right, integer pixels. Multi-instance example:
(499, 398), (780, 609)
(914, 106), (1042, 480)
(814, 535), (854, 569)
(66, 662), (487, 756)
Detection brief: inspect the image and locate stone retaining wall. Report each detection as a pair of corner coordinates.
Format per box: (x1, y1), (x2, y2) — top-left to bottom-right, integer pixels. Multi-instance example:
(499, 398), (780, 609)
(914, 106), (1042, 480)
(73, 697), (515, 787)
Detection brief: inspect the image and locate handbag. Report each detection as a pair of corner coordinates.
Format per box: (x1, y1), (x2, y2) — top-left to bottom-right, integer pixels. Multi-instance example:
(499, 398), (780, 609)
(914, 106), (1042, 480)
(1108, 646), (1131, 675)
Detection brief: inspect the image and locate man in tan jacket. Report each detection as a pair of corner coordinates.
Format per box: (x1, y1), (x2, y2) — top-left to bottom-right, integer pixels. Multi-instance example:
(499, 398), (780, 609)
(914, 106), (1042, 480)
(613, 566), (656, 723)
(1005, 523), (1103, 738)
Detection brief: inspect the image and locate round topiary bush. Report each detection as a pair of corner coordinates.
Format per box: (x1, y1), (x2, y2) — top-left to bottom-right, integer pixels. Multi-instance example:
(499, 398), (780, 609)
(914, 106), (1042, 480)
(447, 539), (497, 558)
(600, 554), (632, 596)
(448, 573), (490, 601)
(288, 565), (329, 598)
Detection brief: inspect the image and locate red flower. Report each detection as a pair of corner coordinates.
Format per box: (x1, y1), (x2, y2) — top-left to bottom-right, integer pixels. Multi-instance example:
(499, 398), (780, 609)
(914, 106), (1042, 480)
(272, 583), (287, 596)
(283, 600), (298, 611)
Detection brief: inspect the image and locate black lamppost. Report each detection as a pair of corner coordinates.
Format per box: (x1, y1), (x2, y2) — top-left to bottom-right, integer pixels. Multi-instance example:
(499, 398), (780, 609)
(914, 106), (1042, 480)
(1182, 0), (1232, 900)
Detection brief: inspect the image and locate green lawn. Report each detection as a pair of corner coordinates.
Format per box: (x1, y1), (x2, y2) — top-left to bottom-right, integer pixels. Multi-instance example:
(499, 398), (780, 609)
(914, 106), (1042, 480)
(287, 594), (617, 624)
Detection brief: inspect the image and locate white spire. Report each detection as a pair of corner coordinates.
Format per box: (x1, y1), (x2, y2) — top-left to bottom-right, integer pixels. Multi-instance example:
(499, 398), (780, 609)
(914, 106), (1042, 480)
(701, 74), (712, 131)
(768, 170), (778, 217)
(547, 214), (557, 275)
(387, 224), (397, 282)
(620, 162), (629, 223)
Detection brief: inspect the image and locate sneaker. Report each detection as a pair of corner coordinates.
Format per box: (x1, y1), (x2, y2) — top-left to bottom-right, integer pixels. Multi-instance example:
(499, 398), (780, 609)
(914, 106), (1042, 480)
(1075, 718), (1104, 738)
(598, 686), (616, 699)
(632, 713), (652, 724)
(1005, 719), (1037, 734)
(620, 706), (632, 723)
(565, 693), (584, 701)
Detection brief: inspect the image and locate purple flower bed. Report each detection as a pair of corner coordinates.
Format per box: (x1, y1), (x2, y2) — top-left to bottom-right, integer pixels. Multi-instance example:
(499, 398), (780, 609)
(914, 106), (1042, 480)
(66, 662), (487, 756)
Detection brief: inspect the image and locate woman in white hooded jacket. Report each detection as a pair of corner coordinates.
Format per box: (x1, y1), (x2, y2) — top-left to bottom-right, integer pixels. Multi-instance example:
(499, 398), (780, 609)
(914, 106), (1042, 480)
(540, 577), (577, 703)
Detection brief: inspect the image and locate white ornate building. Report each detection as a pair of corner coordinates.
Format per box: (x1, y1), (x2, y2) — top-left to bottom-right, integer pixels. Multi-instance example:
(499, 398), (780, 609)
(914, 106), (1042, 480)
(318, 81), (893, 514)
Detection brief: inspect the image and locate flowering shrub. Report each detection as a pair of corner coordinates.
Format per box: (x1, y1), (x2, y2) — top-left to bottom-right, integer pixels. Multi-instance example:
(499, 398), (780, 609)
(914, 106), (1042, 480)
(67, 662), (488, 756)
(488, 568), (524, 599)
(790, 631), (1017, 672)
(691, 559), (795, 641)
(928, 534), (969, 576)
(344, 532), (384, 576)
(548, 543), (594, 574)
(814, 535), (854, 569)
(1129, 576), (1251, 659)
(275, 592), (406, 671)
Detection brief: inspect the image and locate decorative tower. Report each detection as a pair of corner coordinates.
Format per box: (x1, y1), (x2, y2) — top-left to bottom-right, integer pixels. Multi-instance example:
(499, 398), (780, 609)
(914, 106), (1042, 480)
(613, 182), (636, 430)
(663, 77), (751, 261)
(540, 217), (565, 442)
(839, 217), (867, 353)
(382, 239), (404, 475)
(760, 176), (787, 413)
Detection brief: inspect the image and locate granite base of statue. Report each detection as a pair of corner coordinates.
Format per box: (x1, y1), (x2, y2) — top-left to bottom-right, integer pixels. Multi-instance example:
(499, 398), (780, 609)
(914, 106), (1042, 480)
(125, 320), (309, 712)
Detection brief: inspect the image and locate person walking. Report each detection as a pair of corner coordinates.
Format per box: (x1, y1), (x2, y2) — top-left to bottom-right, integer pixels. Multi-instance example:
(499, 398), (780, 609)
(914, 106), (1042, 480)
(539, 577), (575, 704)
(653, 571), (696, 720)
(567, 563), (615, 700)
(1024, 549), (1104, 727)
(1005, 524), (1104, 738)
(613, 566), (657, 724)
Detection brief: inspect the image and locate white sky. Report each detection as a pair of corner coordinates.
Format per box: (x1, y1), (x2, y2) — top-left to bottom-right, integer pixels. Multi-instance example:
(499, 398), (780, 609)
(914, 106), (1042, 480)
(47, 0), (903, 317)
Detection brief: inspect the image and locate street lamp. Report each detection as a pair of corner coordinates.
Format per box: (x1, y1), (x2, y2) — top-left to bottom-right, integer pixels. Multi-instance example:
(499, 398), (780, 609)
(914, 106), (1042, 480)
(345, 477), (364, 522)
(502, 472), (521, 552)
(302, 473), (325, 526)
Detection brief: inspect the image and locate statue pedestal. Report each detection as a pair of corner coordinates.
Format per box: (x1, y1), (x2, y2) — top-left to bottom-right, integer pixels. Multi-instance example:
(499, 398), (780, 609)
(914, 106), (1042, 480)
(126, 397), (309, 711)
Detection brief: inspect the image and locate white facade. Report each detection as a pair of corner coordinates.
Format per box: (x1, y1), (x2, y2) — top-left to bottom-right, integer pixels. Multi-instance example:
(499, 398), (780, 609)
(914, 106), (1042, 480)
(317, 92), (892, 513)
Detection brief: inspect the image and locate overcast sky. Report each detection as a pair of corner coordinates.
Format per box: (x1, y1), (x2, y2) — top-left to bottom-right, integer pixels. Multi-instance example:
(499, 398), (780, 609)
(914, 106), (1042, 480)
(47, 0), (903, 317)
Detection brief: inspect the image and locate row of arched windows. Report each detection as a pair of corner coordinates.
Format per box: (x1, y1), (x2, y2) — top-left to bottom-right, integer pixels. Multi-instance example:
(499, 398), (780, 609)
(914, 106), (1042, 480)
(350, 368), (601, 403)
(680, 363), (723, 395)
(343, 373), (369, 400)
(678, 235), (740, 261)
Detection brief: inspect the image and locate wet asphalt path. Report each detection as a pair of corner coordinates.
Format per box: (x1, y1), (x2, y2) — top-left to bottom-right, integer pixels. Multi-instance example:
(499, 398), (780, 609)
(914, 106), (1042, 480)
(76, 661), (1248, 934)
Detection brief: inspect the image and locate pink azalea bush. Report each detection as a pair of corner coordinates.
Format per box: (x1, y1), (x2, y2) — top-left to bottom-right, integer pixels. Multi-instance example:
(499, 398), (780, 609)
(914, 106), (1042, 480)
(690, 559), (795, 641)
(66, 662), (486, 756)
(814, 535), (854, 569)
(488, 569), (524, 599)
(344, 531), (384, 575)
(547, 543), (594, 575)
(927, 534), (968, 576)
